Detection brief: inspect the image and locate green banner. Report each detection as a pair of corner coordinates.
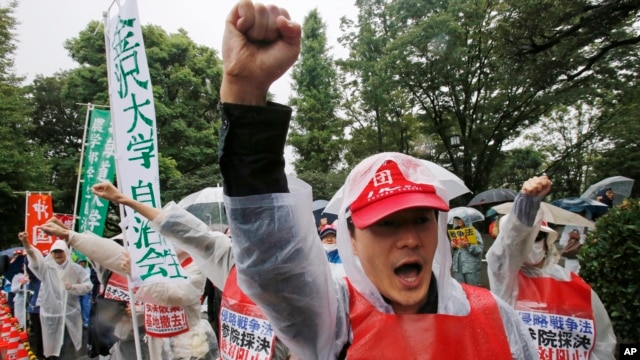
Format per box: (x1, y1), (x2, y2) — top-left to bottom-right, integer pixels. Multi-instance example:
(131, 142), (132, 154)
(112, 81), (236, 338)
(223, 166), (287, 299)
(77, 108), (116, 236)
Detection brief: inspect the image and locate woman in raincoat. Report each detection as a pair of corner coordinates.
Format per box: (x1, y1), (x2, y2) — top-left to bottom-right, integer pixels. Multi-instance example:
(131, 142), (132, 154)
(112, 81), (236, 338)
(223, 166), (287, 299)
(18, 235), (92, 359)
(486, 176), (616, 359)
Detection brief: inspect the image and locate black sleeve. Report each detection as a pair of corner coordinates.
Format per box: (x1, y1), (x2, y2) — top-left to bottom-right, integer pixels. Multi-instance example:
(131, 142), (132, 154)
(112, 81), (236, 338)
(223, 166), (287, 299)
(218, 102), (291, 197)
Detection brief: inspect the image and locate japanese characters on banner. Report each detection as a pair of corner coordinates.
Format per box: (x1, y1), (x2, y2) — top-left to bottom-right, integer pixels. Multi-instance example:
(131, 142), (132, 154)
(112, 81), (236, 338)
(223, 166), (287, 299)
(447, 226), (478, 247)
(77, 108), (116, 236)
(103, 272), (143, 307)
(517, 310), (595, 360)
(219, 307), (276, 360)
(144, 304), (189, 338)
(105, 0), (187, 287)
(26, 193), (54, 253)
(53, 213), (75, 242)
(103, 271), (133, 302)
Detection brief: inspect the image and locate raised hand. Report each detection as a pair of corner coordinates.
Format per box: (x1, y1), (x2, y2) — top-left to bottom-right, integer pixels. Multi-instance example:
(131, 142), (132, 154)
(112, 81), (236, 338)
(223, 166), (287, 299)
(521, 175), (552, 198)
(47, 217), (70, 230)
(40, 218), (70, 240)
(221, 0), (301, 105)
(17, 231), (31, 249)
(92, 181), (126, 204)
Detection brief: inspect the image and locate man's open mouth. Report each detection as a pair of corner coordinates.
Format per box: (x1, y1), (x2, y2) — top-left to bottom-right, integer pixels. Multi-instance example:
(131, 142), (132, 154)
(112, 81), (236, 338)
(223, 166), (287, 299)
(394, 262), (423, 283)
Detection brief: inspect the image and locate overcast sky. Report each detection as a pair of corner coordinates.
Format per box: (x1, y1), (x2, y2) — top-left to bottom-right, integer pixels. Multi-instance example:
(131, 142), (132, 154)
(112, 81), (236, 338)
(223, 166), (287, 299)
(12, 0), (357, 104)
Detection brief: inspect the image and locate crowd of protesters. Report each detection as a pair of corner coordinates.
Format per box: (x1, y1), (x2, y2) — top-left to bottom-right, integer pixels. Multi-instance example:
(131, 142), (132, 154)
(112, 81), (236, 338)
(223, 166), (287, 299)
(0, 0), (619, 359)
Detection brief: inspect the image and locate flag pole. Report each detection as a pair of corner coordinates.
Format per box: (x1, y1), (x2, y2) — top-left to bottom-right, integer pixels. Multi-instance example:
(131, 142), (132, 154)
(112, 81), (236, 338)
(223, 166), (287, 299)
(24, 191), (30, 233)
(71, 103), (94, 232)
(103, 6), (143, 360)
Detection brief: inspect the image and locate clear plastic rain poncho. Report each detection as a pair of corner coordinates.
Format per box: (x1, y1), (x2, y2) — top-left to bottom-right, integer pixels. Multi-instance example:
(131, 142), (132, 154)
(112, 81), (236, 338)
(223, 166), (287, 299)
(149, 201), (294, 360)
(335, 152), (466, 315)
(26, 243), (92, 357)
(226, 151), (537, 360)
(68, 230), (219, 360)
(487, 200), (617, 360)
(10, 271), (28, 328)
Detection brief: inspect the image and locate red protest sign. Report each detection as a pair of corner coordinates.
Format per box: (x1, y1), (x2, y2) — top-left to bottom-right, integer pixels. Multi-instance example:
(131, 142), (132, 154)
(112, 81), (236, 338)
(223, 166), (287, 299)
(25, 193), (54, 254)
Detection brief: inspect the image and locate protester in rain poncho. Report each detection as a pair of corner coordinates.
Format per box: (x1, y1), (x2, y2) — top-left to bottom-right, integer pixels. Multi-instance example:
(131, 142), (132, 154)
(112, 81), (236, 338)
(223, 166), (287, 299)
(450, 216), (484, 286)
(18, 235), (92, 359)
(10, 260), (29, 329)
(67, 234), (149, 360)
(86, 180), (296, 360)
(486, 176), (616, 360)
(39, 220), (218, 360)
(216, 3), (538, 358)
(559, 225), (586, 274)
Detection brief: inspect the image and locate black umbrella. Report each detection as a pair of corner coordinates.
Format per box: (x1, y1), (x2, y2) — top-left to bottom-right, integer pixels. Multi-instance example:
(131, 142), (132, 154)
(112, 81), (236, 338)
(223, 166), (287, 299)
(467, 188), (518, 207)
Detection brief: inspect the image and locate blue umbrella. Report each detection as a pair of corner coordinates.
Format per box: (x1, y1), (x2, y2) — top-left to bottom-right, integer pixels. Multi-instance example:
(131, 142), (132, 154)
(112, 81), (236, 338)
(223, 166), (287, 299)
(551, 197), (608, 219)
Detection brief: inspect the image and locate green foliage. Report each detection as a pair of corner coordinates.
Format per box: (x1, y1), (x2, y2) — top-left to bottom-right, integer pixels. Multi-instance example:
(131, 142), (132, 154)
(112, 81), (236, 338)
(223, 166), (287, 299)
(0, 1), (18, 82)
(338, 0), (421, 165)
(296, 169), (348, 201)
(580, 199), (640, 342)
(30, 22), (224, 208)
(26, 73), (86, 213)
(489, 147), (544, 189)
(0, 2), (52, 243)
(340, 0), (640, 198)
(588, 85), (640, 199)
(289, 9), (345, 174)
(3, 19), (225, 238)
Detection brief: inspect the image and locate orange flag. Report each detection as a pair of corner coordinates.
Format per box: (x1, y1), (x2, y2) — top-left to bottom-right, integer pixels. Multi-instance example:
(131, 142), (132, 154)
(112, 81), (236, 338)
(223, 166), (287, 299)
(25, 193), (54, 254)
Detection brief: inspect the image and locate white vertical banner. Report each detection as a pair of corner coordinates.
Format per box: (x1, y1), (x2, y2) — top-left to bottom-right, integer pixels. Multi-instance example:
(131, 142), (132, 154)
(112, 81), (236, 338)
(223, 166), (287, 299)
(105, 0), (187, 287)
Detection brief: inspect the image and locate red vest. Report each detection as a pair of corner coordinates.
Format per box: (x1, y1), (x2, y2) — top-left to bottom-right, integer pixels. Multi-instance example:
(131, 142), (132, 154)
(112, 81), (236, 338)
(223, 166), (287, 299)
(516, 271), (596, 359)
(347, 280), (512, 359)
(219, 266), (276, 360)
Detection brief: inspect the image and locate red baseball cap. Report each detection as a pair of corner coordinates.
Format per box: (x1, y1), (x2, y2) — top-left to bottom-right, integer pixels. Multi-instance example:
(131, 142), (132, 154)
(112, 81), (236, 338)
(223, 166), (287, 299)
(349, 160), (449, 228)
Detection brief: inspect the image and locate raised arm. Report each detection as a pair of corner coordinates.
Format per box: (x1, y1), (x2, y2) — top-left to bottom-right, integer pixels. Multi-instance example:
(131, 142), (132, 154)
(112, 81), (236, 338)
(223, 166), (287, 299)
(92, 181), (161, 221)
(40, 218), (129, 277)
(486, 176), (550, 305)
(218, 3), (340, 359)
(220, 0), (301, 105)
(93, 181), (234, 289)
(18, 231), (45, 279)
